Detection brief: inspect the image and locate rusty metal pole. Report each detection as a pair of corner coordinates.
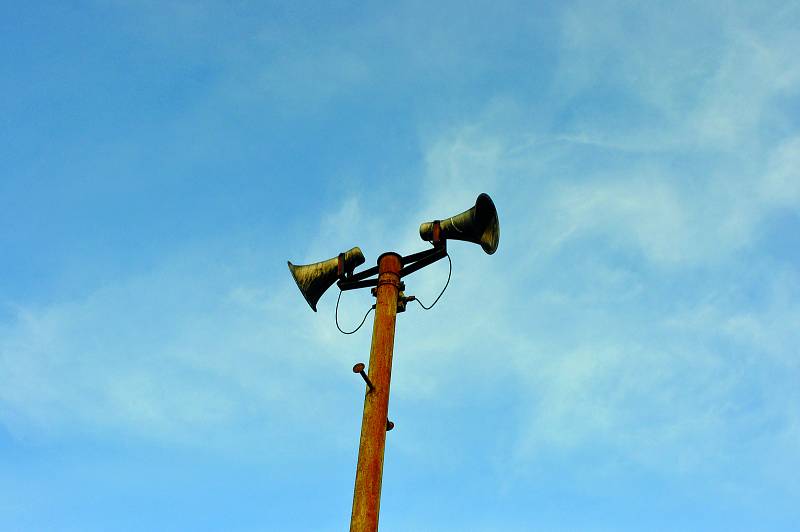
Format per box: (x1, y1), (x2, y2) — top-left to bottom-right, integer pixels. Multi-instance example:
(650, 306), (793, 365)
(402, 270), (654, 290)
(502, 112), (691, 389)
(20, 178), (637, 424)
(350, 252), (402, 532)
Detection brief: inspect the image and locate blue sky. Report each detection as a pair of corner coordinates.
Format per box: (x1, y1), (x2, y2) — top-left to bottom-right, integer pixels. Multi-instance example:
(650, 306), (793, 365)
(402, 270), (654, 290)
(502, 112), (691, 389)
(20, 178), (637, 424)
(2, 1), (800, 530)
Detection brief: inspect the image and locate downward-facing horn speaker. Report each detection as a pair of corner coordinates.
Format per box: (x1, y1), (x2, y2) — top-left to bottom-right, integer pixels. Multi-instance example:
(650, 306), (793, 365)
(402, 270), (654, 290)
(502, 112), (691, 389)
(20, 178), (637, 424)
(419, 193), (500, 254)
(288, 247), (365, 311)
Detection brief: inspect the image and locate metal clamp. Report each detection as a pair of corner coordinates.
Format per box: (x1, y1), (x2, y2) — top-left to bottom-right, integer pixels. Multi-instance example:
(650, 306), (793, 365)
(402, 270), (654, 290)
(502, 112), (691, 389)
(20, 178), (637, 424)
(397, 292), (416, 313)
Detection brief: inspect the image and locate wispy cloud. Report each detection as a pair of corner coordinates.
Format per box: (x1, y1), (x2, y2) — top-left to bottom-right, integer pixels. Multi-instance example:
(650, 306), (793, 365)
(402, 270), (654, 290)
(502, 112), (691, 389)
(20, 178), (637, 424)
(380, 2), (800, 494)
(0, 237), (363, 456)
(2, 2), (799, 528)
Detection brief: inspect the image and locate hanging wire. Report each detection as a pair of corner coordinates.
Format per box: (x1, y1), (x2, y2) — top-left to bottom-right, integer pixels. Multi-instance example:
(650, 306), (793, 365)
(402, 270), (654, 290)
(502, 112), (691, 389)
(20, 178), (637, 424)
(414, 253), (452, 310)
(335, 289), (374, 335)
(336, 251), (451, 332)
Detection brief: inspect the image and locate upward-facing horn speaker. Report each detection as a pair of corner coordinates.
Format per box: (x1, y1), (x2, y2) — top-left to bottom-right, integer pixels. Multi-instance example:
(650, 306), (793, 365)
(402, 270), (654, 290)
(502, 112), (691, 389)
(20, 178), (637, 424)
(288, 247), (365, 311)
(419, 193), (499, 254)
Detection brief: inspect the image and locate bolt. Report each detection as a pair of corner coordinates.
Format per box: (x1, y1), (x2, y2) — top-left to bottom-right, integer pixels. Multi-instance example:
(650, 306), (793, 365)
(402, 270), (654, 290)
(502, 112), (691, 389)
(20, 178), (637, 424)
(353, 362), (374, 392)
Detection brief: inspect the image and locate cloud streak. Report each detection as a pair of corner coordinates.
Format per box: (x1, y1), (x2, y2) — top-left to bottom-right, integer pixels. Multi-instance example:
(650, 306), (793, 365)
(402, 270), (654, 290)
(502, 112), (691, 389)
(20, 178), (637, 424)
(2, 1), (799, 529)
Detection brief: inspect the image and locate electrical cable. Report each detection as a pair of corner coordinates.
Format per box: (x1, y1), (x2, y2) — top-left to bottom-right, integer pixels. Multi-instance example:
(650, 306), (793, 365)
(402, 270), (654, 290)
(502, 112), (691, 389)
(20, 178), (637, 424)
(335, 289), (374, 335)
(336, 251), (451, 332)
(414, 253), (451, 310)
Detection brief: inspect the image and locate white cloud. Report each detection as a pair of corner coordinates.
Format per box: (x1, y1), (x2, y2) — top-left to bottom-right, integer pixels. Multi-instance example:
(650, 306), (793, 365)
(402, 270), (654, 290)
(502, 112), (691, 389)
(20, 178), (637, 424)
(0, 239), (362, 455)
(762, 136), (800, 207)
(387, 0), (800, 481)
(555, 0), (800, 155)
(3, 1), (798, 502)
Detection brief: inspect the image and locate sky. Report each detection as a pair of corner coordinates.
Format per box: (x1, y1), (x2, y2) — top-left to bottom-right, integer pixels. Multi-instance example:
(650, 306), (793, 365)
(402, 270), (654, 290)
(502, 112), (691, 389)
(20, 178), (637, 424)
(2, 1), (800, 530)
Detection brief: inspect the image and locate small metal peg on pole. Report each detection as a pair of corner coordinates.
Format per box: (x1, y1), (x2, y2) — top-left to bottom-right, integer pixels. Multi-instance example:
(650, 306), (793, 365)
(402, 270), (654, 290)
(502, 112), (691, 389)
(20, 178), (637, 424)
(352, 362), (374, 392)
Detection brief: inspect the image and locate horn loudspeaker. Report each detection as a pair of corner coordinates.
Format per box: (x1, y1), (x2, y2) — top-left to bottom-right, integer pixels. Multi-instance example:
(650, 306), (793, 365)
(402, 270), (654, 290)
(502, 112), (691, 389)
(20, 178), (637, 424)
(419, 193), (499, 254)
(288, 247), (365, 311)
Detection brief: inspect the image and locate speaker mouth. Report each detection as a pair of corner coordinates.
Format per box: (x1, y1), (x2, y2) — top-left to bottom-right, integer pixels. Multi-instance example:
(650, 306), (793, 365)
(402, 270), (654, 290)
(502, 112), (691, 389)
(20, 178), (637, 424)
(475, 193), (499, 254)
(288, 261), (322, 312)
(475, 193), (494, 219)
(287, 247), (365, 312)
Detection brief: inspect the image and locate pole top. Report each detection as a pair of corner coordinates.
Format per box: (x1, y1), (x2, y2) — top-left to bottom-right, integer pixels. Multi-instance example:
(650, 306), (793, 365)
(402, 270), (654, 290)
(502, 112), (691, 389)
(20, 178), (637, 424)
(376, 251), (402, 265)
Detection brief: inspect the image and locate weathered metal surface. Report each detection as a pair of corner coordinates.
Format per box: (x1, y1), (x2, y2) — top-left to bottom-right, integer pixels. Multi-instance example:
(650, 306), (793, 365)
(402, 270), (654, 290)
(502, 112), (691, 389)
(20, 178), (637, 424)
(398, 244), (447, 279)
(287, 195), (501, 530)
(353, 362), (374, 392)
(419, 193), (500, 254)
(338, 278), (379, 291)
(350, 252), (402, 532)
(287, 247), (365, 311)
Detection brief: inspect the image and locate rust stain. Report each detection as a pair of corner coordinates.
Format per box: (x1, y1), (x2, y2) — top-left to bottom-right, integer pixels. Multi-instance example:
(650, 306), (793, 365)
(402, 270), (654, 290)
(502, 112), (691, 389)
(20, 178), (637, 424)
(350, 252), (402, 532)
